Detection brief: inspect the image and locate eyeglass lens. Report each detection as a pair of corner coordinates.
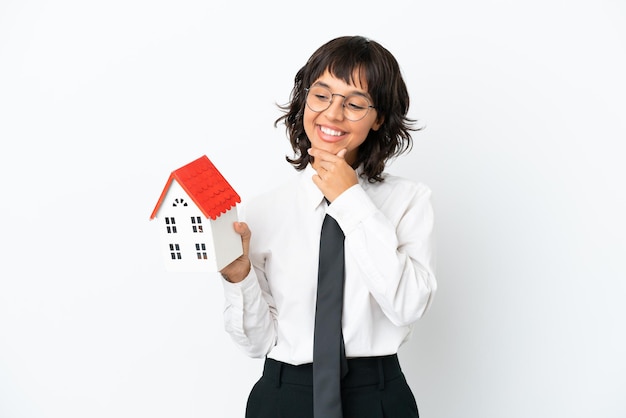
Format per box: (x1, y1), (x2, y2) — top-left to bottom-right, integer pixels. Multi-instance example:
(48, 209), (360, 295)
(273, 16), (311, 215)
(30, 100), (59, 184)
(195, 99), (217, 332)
(306, 86), (372, 121)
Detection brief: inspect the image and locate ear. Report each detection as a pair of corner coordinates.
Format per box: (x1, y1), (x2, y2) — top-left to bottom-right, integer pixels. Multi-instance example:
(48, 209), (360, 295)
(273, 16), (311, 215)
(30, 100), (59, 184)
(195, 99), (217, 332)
(371, 116), (384, 131)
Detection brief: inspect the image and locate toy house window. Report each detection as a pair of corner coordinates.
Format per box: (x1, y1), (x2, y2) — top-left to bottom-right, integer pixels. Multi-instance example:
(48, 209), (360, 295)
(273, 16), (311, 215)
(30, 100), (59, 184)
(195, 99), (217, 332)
(169, 243), (182, 260)
(191, 216), (203, 233)
(173, 198), (188, 207)
(195, 243), (207, 259)
(165, 217), (177, 233)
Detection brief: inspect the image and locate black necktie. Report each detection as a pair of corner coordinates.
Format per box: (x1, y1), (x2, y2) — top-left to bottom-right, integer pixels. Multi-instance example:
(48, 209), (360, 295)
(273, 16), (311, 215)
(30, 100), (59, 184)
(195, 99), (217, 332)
(313, 201), (348, 418)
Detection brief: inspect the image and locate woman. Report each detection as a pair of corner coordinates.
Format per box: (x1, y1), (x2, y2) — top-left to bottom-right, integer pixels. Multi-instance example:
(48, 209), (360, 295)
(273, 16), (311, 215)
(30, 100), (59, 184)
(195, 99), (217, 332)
(220, 35), (437, 418)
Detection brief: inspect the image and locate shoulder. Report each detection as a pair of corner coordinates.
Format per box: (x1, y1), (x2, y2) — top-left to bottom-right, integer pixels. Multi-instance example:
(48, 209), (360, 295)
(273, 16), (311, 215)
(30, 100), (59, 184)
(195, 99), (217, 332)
(362, 172), (432, 202)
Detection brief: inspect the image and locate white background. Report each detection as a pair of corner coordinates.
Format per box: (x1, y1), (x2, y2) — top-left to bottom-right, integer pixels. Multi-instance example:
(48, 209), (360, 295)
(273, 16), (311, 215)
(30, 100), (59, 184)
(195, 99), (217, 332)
(1, 1), (625, 417)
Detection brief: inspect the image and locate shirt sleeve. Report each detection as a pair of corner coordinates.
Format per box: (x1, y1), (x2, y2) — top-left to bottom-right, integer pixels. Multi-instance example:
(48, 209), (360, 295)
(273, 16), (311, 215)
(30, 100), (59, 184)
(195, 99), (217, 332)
(328, 181), (437, 327)
(221, 209), (277, 358)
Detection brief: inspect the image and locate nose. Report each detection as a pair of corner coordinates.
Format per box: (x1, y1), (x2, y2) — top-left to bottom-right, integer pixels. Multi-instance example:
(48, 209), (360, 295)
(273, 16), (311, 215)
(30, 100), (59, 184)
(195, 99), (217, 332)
(324, 93), (346, 120)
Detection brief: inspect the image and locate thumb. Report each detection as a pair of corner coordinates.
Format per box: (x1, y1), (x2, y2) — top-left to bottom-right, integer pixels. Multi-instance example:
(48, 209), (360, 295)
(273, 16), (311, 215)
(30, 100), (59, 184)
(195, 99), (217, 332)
(235, 222), (251, 255)
(336, 148), (348, 158)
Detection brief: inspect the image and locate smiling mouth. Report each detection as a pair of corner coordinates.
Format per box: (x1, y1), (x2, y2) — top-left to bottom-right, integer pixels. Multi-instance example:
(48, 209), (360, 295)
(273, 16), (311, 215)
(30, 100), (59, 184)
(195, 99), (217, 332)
(320, 126), (345, 136)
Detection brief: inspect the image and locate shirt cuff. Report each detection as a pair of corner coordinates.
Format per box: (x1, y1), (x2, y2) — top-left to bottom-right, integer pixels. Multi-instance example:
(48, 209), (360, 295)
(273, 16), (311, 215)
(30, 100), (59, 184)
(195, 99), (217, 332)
(327, 184), (377, 234)
(222, 269), (257, 304)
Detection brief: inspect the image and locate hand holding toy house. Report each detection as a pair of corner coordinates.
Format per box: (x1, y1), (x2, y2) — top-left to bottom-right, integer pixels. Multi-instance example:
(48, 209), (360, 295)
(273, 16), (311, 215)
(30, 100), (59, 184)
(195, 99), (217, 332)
(150, 155), (242, 272)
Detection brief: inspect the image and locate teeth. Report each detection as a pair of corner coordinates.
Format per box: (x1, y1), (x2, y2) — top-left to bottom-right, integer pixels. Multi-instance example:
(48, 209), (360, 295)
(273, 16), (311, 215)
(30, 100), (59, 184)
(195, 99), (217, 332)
(320, 126), (343, 136)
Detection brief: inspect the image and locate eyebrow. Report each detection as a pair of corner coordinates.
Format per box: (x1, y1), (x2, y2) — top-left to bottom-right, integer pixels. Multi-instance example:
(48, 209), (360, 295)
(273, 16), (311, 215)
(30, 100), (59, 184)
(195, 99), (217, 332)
(312, 81), (372, 100)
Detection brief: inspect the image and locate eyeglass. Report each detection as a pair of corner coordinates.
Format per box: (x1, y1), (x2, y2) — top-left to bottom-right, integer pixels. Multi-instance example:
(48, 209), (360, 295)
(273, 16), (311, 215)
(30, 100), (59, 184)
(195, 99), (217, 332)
(305, 85), (375, 122)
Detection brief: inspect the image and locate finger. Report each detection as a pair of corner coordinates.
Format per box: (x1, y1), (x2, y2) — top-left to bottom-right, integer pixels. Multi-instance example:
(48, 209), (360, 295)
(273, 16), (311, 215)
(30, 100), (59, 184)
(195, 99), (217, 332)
(234, 222), (251, 254)
(311, 172), (324, 188)
(316, 159), (343, 175)
(308, 147), (339, 162)
(233, 221), (248, 235)
(309, 146), (348, 158)
(235, 221), (250, 235)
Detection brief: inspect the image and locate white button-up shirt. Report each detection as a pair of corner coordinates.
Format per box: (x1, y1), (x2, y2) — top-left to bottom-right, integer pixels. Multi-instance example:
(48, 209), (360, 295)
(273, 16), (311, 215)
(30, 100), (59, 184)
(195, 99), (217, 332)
(222, 164), (436, 365)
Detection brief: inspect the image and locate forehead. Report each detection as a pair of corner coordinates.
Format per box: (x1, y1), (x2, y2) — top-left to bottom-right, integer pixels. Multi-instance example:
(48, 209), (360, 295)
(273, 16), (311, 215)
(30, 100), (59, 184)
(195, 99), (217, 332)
(314, 68), (369, 92)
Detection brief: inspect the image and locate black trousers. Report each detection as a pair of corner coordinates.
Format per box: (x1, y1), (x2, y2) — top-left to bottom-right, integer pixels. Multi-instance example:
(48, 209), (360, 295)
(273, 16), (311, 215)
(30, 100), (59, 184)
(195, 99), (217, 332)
(245, 354), (419, 418)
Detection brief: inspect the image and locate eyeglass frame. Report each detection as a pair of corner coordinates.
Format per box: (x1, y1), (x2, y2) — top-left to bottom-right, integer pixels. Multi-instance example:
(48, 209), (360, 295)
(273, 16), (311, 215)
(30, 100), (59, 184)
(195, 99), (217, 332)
(304, 85), (376, 122)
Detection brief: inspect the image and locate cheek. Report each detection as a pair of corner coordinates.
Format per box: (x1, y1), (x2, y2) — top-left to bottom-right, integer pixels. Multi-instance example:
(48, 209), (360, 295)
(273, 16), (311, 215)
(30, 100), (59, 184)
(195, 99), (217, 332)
(352, 125), (373, 146)
(303, 106), (315, 123)
(349, 136), (368, 151)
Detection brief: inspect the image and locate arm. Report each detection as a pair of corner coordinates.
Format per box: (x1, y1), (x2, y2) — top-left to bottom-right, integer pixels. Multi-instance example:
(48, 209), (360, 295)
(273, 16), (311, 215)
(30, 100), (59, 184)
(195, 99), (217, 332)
(220, 222), (277, 358)
(330, 182), (437, 327)
(307, 147), (436, 326)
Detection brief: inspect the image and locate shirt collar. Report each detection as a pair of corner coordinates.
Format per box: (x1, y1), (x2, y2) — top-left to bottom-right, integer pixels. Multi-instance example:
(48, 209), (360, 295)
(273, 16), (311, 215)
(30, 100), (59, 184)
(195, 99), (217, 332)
(301, 164), (326, 209)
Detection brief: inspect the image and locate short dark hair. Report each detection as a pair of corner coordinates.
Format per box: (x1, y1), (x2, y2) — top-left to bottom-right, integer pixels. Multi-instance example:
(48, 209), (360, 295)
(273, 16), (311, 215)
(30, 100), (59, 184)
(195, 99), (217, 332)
(275, 35), (421, 182)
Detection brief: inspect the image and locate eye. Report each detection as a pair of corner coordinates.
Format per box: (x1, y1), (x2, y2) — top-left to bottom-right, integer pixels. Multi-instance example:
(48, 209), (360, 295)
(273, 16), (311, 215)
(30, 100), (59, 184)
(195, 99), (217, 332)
(310, 87), (331, 102)
(345, 96), (369, 111)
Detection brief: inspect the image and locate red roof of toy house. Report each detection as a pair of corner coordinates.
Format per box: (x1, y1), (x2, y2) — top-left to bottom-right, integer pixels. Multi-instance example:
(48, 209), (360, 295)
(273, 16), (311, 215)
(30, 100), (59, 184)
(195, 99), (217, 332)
(150, 155), (241, 221)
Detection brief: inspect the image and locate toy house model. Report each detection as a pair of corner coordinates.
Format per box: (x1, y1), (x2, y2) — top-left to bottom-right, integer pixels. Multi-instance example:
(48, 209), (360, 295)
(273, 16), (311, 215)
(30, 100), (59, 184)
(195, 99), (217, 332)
(150, 155), (242, 272)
